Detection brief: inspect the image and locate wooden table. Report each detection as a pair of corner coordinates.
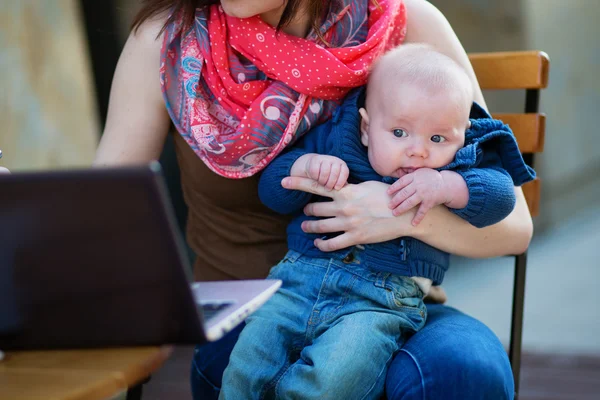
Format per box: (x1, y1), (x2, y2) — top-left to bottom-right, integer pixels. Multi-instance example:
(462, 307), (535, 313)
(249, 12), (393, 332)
(0, 346), (173, 400)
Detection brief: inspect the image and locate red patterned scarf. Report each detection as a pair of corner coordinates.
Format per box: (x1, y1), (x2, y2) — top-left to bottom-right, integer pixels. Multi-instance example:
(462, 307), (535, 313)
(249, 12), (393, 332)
(160, 0), (406, 178)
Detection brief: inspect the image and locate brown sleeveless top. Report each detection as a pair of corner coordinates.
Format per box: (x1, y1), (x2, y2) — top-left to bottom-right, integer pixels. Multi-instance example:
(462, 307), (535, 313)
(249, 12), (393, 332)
(172, 133), (293, 281)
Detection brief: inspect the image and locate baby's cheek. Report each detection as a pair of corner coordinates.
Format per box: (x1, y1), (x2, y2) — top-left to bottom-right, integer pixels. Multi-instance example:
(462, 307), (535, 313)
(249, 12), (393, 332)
(369, 143), (401, 176)
(439, 146), (462, 166)
(369, 156), (391, 176)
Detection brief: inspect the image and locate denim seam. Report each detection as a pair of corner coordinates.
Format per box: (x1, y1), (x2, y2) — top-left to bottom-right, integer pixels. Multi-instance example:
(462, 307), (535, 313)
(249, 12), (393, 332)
(327, 273), (358, 319)
(331, 258), (380, 282)
(292, 258), (331, 270)
(260, 359), (292, 400)
(397, 348), (426, 400)
(191, 348), (220, 374)
(359, 350), (397, 400)
(304, 262), (333, 341)
(191, 358), (220, 392)
(268, 346), (309, 398)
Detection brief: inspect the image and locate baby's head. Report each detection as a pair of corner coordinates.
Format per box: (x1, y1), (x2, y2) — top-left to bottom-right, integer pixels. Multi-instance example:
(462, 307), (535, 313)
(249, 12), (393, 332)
(359, 44), (473, 178)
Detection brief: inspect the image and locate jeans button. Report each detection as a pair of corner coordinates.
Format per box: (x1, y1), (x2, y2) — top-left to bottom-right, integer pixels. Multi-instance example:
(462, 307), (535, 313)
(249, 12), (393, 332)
(342, 253), (354, 263)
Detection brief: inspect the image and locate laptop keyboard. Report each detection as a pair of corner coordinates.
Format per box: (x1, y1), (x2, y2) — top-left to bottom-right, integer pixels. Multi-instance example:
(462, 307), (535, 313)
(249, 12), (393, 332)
(200, 302), (234, 322)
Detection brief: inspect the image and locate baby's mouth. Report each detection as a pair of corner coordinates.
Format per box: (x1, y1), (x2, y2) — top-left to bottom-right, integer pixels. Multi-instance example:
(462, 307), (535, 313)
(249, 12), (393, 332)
(392, 168), (414, 178)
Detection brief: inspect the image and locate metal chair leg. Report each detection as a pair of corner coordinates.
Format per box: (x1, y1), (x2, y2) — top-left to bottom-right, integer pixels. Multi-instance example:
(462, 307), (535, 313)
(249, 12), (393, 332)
(509, 252), (528, 396)
(126, 376), (151, 400)
(126, 384), (143, 400)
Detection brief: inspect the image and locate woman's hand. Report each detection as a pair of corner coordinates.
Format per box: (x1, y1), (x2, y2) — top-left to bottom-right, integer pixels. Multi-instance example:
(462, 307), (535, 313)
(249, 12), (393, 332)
(283, 176), (451, 304)
(282, 176), (417, 252)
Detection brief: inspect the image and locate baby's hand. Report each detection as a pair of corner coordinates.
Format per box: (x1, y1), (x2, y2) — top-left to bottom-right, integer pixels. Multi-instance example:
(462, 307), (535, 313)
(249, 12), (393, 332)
(387, 168), (450, 226)
(290, 154), (349, 190)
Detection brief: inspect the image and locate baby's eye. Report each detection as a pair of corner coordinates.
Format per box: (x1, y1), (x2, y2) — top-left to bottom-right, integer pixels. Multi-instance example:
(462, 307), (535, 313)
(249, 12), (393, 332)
(392, 129), (407, 138)
(431, 135), (446, 143)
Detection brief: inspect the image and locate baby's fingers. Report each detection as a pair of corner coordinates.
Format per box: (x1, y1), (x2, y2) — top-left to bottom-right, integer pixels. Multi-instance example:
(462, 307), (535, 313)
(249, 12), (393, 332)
(389, 185), (416, 210)
(306, 158), (321, 181)
(317, 161), (332, 187)
(411, 202), (433, 226)
(334, 163), (349, 190)
(392, 193), (421, 216)
(388, 174), (414, 195)
(324, 162), (341, 190)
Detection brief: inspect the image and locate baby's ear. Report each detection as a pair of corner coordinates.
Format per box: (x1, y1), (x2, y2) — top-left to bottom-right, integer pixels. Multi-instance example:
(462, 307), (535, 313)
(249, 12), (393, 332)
(359, 108), (370, 146)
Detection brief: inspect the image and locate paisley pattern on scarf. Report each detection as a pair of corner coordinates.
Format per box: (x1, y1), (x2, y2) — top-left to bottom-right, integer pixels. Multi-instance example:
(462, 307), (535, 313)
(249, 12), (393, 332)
(160, 0), (406, 178)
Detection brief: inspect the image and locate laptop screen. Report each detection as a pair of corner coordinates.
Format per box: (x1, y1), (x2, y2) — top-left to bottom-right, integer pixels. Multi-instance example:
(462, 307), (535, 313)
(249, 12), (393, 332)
(0, 165), (205, 349)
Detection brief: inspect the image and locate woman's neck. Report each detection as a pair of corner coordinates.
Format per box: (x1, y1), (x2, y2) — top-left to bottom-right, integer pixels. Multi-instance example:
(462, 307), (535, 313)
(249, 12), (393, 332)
(260, 5), (311, 38)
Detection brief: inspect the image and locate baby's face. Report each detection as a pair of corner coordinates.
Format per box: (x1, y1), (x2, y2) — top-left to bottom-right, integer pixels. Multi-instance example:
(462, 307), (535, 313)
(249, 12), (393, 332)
(360, 82), (470, 178)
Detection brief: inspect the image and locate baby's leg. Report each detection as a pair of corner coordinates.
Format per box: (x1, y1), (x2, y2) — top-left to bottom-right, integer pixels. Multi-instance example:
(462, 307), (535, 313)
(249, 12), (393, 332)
(218, 300), (294, 400)
(274, 310), (418, 400)
(219, 256), (326, 400)
(274, 271), (426, 400)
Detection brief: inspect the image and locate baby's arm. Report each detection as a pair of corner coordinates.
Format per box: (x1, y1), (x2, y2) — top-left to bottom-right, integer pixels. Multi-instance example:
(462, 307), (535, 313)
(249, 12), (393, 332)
(387, 168), (469, 226)
(388, 150), (519, 228)
(258, 122), (343, 214)
(258, 148), (314, 214)
(448, 159), (517, 228)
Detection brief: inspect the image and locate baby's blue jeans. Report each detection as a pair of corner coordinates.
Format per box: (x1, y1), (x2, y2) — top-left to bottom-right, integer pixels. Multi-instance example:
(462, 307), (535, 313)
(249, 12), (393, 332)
(219, 249), (426, 399)
(191, 252), (514, 399)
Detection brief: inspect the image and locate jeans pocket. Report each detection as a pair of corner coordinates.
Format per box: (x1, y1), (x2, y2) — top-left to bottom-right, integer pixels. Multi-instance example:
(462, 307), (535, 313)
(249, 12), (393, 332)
(267, 250), (302, 279)
(385, 276), (426, 319)
(267, 258), (288, 279)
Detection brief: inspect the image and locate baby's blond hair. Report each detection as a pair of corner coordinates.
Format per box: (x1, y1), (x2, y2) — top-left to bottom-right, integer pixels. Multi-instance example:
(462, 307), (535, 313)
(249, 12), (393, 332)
(366, 44), (473, 110)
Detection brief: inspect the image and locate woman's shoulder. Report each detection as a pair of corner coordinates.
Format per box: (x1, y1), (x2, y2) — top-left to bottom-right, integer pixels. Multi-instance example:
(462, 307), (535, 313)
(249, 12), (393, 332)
(127, 11), (170, 59)
(402, 0), (449, 44)
(113, 12), (170, 96)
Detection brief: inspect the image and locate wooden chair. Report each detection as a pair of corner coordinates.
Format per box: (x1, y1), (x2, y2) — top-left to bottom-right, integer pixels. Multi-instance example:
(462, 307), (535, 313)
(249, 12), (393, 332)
(468, 50), (550, 396)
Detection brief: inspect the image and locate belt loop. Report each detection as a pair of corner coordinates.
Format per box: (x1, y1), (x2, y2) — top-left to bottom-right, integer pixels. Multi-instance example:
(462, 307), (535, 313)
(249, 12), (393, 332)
(285, 250), (302, 263)
(374, 272), (390, 288)
(400, 239), (408, 261)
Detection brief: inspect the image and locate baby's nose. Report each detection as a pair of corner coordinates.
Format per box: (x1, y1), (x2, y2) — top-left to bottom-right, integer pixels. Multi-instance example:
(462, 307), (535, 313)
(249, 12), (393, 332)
(407, 142), (428, 158)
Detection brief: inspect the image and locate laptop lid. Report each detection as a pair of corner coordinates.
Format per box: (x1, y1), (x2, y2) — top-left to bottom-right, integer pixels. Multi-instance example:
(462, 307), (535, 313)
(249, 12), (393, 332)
(0, 163), (207, 350)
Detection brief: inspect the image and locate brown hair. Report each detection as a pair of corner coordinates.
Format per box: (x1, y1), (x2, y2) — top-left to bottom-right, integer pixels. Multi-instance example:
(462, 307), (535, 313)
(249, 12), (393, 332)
(131, 0), (331, 37)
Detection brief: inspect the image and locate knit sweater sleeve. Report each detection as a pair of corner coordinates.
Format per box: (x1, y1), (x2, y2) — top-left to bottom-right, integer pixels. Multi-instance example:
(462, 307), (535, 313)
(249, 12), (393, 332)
(258, 122), (332, 215)
(450, 149), (516, 228)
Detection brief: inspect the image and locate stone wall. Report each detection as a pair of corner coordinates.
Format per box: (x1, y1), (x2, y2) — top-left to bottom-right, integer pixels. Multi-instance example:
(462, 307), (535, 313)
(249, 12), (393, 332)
(0, 0), (99, 171)
(524, 0), (600, 230)
(432, 0), (600, 230)
(11, 0), (592, 229)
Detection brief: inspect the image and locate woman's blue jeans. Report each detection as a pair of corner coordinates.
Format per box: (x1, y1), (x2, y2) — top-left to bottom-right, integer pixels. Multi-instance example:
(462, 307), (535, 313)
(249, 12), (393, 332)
(191, 304), (514, 400)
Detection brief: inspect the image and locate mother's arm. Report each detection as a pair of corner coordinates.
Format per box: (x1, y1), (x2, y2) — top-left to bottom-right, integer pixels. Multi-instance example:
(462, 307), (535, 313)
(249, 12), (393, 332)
(403, 0), (488, 109)
(285, 0), (533, 258)
(94, 16), (170, 166)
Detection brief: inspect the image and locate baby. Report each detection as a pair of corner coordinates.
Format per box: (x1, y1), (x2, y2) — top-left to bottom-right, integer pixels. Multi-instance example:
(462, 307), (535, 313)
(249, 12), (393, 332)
(219, 44), (535, 400)
(297, 43), (476, 226)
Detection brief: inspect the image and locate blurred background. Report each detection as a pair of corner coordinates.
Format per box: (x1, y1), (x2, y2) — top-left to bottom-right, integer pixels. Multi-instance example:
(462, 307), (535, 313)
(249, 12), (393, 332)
(1, 0), (598, 399)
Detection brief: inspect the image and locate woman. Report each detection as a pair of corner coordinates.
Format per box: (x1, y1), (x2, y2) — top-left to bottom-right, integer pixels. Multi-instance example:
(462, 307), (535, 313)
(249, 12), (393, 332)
(96, 0), (531, 398)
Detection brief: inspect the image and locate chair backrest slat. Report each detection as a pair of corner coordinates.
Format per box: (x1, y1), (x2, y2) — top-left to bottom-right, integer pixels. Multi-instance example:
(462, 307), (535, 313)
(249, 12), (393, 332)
(522, 178), (541, 217)
(491, 113), (546, 153)
(469, 51), (549, 218)
(469, 51), (550, 90)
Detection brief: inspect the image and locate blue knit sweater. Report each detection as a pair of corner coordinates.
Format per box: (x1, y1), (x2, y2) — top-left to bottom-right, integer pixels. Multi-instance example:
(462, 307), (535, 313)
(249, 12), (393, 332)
(258, 89), (536, 284)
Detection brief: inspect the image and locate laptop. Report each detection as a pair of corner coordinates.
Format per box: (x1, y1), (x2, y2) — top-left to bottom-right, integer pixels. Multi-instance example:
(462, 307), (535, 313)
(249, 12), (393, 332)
(0, 162), (281, 350)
